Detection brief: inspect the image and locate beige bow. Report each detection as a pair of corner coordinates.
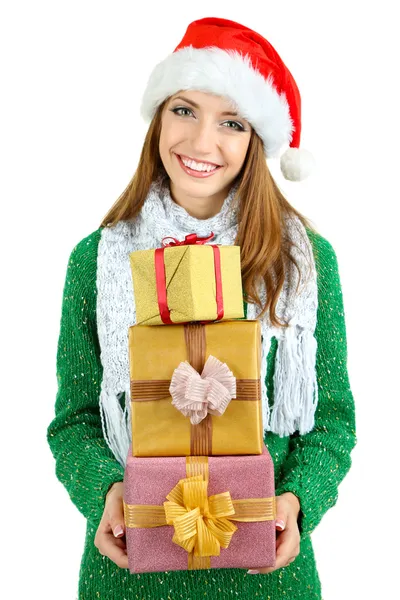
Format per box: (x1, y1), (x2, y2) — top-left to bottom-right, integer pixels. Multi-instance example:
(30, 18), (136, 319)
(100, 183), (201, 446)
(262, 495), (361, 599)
(169, 355), (236, 424)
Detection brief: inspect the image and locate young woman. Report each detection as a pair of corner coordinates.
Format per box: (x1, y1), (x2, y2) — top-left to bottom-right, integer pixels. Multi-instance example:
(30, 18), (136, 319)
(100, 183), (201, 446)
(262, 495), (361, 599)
(47, 17), (357, 599)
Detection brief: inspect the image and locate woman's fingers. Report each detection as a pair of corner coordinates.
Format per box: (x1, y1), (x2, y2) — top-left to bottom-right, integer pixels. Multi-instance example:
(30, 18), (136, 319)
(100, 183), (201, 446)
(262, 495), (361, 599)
(272, 527), (299, 568)
(98, 531), (129, 569)
(105, 482), (126, 538)
(94, 482), (129, 569)
(248, 493), (301, 575)
(95, 524), (129, 569)
(247, 517), (300, 574)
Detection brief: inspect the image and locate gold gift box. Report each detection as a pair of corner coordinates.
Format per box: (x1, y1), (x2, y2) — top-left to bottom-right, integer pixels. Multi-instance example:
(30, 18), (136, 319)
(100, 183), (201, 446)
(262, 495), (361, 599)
(129, 319), (263, 457)
(129, 245), (244, 325)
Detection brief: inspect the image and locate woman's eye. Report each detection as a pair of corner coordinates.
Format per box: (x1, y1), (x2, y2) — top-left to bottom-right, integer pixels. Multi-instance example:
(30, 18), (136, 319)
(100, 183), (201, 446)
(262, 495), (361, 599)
(223, 121), (244, 131)
(170, 107), (244, 131)
(171, 107), (192, 117)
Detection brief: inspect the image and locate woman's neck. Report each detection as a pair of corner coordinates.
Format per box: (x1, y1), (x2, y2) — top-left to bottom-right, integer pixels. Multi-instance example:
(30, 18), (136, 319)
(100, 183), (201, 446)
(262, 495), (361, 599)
(169, 180), (231, 220)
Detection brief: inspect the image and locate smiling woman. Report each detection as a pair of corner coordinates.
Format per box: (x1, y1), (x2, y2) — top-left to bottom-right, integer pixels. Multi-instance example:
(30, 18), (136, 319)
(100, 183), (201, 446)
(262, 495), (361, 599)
(47, 15), (356, 600)
(158, 90), (253, 218)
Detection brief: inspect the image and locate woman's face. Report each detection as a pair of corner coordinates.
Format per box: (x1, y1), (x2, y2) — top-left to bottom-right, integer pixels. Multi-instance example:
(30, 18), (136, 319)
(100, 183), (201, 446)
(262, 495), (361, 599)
(159, 90), (252, 215)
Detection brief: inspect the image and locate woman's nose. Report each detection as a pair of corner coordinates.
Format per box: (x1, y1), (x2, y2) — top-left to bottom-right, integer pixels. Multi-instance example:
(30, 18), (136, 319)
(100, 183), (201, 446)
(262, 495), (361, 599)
(189, 120), (218, 154)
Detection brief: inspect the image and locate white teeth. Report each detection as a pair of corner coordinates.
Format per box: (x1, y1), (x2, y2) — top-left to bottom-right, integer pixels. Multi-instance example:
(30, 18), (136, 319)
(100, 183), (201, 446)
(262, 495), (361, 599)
(180, 156), (218, 172)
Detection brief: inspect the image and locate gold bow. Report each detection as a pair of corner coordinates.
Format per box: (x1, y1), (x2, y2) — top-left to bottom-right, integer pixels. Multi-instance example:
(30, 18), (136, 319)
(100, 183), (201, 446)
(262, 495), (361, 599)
(163, 474), (238, 557)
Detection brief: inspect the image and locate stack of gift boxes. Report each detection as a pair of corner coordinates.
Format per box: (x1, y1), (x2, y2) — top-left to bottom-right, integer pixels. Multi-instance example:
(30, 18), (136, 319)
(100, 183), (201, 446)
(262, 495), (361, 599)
(123, 233), (277, 574)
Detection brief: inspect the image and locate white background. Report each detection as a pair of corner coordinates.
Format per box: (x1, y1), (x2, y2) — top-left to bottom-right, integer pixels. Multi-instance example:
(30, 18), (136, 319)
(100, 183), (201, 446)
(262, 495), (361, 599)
(1, 1), (398, 598)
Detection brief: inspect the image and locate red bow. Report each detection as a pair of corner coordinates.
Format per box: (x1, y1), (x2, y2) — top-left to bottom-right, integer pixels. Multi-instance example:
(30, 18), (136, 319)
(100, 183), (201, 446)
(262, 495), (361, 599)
(161, 233), (215, 247)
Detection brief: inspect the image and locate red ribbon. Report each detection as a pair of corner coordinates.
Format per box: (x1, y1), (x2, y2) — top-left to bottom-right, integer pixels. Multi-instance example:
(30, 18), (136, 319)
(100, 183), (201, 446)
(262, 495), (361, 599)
(154, 232), (224, 324)
(161, 233), (215, 247)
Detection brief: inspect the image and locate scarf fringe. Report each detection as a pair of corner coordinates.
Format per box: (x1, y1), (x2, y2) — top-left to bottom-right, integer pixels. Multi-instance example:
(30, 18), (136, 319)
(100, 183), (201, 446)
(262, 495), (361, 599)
(99, 386), (131, 467)
(268, 319), (318, 436)
(260, 330), (272, 433)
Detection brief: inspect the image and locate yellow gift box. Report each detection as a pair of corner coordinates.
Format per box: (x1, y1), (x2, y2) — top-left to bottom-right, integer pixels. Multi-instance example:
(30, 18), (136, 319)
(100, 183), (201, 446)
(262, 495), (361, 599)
(129, 319), (263, 457)
(129, 243), (244, 325)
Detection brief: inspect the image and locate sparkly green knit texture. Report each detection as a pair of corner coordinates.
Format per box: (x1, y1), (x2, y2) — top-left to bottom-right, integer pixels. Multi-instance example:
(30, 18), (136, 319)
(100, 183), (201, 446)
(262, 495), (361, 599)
(47, 226), (357, 600)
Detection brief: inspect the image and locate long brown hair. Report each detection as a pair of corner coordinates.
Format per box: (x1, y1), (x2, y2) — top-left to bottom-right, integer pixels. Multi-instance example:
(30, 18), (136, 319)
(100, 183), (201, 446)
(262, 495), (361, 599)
(100, 98), (319, 329)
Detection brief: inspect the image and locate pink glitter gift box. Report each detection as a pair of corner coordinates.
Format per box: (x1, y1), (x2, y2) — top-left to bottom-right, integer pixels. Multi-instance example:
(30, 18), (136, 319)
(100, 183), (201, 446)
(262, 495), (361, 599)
(123, 444), (277, 574)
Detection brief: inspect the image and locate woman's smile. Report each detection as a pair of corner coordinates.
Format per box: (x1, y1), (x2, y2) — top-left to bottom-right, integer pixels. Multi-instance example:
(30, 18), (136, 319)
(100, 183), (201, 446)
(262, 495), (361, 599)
(175, 153), (223, 178)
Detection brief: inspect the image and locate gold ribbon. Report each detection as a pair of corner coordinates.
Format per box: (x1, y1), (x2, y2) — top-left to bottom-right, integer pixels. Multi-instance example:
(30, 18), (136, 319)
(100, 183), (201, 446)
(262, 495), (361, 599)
(123, 456), (276, 570)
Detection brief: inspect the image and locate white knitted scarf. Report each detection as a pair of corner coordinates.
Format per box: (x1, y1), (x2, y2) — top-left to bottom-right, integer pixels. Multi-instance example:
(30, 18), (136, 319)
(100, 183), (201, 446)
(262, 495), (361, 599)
(96, 175), (319, 467)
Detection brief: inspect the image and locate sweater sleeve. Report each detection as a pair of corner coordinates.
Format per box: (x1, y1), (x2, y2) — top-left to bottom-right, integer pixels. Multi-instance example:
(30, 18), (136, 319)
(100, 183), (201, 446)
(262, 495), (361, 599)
(275, 232), (357, 539)
(46, 229), (125, 528)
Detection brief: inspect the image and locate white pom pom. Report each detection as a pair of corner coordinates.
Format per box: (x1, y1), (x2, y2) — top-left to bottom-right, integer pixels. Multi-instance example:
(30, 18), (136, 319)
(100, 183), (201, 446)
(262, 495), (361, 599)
(280, 147), (316, 181)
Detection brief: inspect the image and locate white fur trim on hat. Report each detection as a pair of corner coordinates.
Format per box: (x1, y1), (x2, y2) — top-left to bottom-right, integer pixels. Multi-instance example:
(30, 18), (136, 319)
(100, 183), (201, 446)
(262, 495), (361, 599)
(140, 45), (294, 158)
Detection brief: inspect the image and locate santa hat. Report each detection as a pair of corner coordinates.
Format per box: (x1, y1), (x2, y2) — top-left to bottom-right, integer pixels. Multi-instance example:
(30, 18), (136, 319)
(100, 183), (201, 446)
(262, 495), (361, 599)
(140, 17), (316, 182)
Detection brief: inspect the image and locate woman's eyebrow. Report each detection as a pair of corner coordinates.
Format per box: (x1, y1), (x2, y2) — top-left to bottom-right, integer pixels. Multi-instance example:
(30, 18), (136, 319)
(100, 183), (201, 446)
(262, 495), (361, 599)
(172, 95), (240, 117)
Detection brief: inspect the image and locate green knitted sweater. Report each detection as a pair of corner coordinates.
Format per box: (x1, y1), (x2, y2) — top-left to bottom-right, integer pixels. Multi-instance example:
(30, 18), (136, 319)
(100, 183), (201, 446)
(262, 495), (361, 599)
(47, 226), (357, 599)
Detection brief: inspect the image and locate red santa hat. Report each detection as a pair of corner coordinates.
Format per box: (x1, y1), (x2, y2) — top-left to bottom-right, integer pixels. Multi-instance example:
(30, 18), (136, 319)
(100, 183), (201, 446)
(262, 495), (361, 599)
(140, 16), (316, 182)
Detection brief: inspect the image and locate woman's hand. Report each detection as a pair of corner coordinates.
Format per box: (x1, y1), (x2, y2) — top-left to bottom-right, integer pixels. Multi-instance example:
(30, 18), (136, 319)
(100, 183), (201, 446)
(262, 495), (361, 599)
(94, 481), (129, 569)
(247, 492), (301, 575)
